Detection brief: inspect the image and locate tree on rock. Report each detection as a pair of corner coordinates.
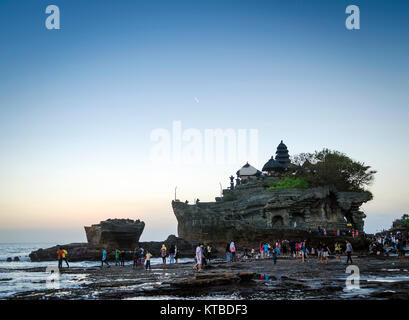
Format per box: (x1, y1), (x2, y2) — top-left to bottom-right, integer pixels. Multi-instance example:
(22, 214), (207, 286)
(293, 148), (376, 194)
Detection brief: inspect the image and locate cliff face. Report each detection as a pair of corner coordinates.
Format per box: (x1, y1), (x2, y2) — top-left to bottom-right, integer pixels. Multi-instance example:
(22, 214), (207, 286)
(84, 219), (145, 249)
(172, 180), (371, 244)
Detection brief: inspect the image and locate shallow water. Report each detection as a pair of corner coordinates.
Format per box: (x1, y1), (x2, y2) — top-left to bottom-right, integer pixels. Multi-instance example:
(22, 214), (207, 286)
(0, 243), (193, 299)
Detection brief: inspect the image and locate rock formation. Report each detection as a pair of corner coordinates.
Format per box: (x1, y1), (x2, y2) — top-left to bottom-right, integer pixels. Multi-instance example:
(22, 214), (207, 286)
(84, 218), (145, 250)
(172, 178), (371, 244)
(29, 235), (197, 262)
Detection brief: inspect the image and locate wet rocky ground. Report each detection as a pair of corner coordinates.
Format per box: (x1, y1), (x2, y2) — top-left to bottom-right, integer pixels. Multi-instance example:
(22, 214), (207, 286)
(6, 255), (409, 300)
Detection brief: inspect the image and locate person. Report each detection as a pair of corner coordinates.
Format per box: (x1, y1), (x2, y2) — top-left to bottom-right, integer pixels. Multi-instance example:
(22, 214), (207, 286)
(272, 245), (277, 266)
(334, 242), (341, 260)
(61, 247), (69, 268)
(322, 243), (331, 264)
(174, 245), (179, 263)
(120, 250), (125, 266)
(138, 246), (145, 265)
(133, 247), (139, 269)
(115, 249), (120, 266)
(317, 242), (323, 262)
(259, 242), (264, 259)
(263, 243), (269, 259)
(145, 250), (152, 270)
(206, 244), (212, 263)
(225, 243), (231, 262)
(193, 243), (203, 272)
(169, 244), (175, 263)
(230, 242), (236, 262)
(250, 248), (255, 259)
(346, 240), (353, 264)
(289, 240), (296, 259)
(160, 244), (167, 264)
(101, 249), (110, 267)
(282, 241), (288, 256)
(57, 247), (64, 268)
(301, 241), (308, 263)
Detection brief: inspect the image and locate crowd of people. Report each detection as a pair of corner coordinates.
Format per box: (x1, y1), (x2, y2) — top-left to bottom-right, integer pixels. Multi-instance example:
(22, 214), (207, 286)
(368, 231), (408, 261)
(100, 244), (180, 270)
(216, 239), (357, 266)
(56, 232), (408, 271)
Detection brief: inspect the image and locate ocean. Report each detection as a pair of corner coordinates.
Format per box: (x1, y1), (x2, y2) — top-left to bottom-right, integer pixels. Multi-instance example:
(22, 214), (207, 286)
(0, 243), (193, 299)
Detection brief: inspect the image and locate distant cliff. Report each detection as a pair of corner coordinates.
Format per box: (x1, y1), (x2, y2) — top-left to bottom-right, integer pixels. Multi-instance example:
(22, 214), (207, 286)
(172, 179), (371, 244)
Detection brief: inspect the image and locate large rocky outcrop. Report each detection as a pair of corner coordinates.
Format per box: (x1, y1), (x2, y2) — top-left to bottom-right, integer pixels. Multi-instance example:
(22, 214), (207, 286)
(172, 179), (371, 246)
(84, 219), (145, 250)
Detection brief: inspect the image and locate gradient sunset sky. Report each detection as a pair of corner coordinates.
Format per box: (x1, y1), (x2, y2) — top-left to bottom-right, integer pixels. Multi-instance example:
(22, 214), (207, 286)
(1, 0), (408, 243)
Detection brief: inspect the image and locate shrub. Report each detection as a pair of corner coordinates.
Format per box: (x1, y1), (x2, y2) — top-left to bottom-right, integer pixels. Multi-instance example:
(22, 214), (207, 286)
(268, 177), (309, 190)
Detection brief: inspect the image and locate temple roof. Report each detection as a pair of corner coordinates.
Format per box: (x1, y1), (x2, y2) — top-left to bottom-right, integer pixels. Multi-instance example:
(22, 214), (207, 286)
(262, 157), (287, 172)
(275, 140), (290, 164)
(236, 162), (262, 176)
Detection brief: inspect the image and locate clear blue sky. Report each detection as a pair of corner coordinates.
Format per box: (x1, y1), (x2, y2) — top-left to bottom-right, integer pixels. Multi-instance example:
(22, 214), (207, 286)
(0, 0), (408, 242)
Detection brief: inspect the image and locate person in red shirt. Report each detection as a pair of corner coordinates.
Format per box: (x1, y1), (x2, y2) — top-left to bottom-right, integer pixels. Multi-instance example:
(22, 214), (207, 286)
(57, 247), (64, 268)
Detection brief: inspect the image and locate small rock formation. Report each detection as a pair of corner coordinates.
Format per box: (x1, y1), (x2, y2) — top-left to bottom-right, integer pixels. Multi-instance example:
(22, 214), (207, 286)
(172, 180), (371, 244)
(84, 218), (145, 250)
(6, 257), (12, 262)
(29, 243), (100, 262)
(13, 256), (20, 262)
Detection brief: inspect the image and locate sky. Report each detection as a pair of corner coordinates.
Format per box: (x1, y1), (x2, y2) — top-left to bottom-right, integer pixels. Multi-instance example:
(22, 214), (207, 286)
(0, 0), (409, 243)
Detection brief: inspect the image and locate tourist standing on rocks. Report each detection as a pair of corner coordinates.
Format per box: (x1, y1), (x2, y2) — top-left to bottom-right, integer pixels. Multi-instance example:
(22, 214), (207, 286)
(259, 242), (264, 259)
(317, 242), (323, 262)
(145, 250), (152, 270)
(193, 243), (203, 272)
(275, 241), (281, 256)
(301, 241), (308, 263)
(57, 247), (64, 268)
(289, 240), (296, 259)
(272, 245), (277, 266)
(61, 247), (69, 268)
(225, 243), (231, 262)
(133, 247), (138, 269)
(169, 245), (175, 263)
(334, 242), (341, 260)
(120, 250), (125, 266)
(230, 242), (236, 262)
(138, 246), (145, 265)
(263, 243), (269, 258)
(115, 249), (120, 266)
(160, 244), (167, 264)
(250, 248), (255, 259)
(101, 249), (110, 267)
(397, 239), (406, 262)
(346, 240), (353, 264)
(174, 245), (179, 263)
(322, 244), (331, 264)
(206, 244), (212, 263)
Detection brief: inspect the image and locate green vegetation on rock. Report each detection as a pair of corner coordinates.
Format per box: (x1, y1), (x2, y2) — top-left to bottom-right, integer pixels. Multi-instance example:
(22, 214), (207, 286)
(268, 176), (309, 190)
(292, 148), (376, 193)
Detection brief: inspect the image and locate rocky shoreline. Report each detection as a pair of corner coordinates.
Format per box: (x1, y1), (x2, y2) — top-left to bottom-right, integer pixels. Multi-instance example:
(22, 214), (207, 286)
(8, 255), (409, 300)
(29, 235), (198, 262)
